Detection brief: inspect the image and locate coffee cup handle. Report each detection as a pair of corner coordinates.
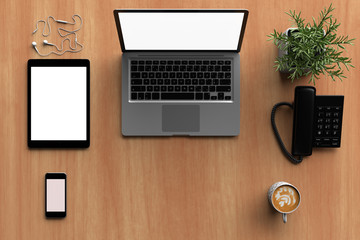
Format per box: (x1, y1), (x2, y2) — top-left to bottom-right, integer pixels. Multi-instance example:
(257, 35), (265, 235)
(282, 213), (287, 223)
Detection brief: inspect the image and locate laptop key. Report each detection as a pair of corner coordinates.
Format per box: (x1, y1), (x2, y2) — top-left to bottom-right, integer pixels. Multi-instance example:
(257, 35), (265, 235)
(222, 66), (231, 71)
(152, 93), (160, 100)
(216, 86), (231, 92)
(131, 86), (145, 92)
(131, 60), (138, 65)
(161, 93), (194, 100)
(145, 93), (151, 100)
(131, 93), (137, 100)
(196, 93), (203, 100)
(204, 93), (210, 100)
(220, 79), (231, 85)
(218, 93), (224, 100)
(225, 96), (231, 100)
(131, 79), (142, 85)
(131, 72), (140, 78)
(138, 93), (144, 99)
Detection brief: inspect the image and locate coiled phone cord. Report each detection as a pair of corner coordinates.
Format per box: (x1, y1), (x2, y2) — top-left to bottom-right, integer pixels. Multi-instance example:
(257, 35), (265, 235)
(32, 14), (83, 56)
(271, 102), (303, 164)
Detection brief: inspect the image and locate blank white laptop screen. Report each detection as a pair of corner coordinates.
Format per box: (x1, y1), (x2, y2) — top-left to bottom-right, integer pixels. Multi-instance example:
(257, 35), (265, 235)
(31, 67), (87, 140)
(117, 12), (245, 50)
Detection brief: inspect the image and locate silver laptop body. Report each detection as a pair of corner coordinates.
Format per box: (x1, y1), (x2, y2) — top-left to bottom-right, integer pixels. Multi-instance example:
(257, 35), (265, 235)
(113, 9), (249, 136)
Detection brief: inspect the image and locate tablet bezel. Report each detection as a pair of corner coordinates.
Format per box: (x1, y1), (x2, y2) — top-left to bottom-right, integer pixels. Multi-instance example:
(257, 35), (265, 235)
(28, 59), (90, 148)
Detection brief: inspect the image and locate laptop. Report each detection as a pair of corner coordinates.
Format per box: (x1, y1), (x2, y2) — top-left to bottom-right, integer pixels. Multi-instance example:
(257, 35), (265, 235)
(113, 9), (249, 136)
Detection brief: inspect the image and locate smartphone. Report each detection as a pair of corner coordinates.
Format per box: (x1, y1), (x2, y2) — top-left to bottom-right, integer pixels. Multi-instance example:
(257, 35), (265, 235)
(45, 173), (66, 217)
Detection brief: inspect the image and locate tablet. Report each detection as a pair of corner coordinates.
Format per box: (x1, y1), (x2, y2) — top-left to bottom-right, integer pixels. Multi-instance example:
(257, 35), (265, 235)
(28, 59), (90, 148)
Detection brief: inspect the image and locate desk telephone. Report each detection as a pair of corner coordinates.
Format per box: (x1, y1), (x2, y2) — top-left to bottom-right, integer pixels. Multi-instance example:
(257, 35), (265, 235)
(271, 86), (344, 164)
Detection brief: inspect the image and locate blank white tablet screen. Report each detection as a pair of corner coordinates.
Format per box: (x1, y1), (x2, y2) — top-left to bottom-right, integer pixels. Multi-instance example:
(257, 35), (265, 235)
(31, 67), (87, 140)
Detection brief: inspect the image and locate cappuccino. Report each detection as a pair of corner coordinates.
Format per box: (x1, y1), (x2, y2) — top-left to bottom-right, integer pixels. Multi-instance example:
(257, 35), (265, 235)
(272, 185), (300, 213)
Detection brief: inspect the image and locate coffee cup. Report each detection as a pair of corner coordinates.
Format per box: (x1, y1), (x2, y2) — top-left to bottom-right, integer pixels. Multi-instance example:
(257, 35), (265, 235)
(267, 181), (301, 223)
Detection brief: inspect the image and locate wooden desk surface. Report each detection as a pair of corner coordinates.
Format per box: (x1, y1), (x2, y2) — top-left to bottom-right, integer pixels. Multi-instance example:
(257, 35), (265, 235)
(1, 0), (359, 239)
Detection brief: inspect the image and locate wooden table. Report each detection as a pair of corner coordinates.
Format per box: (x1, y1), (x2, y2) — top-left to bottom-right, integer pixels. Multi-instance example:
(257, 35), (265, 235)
(1, 0), (359, 239)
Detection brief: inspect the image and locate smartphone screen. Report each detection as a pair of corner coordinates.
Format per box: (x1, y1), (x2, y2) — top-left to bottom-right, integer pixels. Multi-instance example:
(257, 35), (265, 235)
(45, 173), (66, 217)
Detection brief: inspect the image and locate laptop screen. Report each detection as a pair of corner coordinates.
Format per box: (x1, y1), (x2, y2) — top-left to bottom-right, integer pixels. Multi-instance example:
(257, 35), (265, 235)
(115, 10), (248, 51)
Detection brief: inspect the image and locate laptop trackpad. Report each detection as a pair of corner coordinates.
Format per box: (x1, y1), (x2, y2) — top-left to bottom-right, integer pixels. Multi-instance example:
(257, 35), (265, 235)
(162, 105), (200, 132)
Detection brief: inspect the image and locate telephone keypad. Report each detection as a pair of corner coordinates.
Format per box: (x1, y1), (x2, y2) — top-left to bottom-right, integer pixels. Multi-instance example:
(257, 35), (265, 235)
(313, 96), (344, 148)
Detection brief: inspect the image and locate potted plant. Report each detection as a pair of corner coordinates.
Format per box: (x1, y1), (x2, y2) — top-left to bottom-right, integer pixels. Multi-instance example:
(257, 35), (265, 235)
(268, 4), (355, 84)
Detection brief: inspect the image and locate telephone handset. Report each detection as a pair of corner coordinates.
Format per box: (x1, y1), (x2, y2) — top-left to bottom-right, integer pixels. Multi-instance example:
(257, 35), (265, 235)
(271, 86), (344, 164)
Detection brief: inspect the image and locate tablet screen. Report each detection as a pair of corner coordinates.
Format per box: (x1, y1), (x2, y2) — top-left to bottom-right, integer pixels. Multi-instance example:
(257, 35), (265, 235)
(31, 66), (87, 141)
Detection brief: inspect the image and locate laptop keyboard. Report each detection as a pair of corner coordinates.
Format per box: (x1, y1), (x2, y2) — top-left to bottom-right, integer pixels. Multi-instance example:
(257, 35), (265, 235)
(130, 59), (233, 101)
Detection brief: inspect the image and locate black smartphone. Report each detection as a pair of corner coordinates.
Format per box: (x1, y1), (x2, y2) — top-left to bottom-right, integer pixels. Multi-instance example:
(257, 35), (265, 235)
(45, 173), (66, 218)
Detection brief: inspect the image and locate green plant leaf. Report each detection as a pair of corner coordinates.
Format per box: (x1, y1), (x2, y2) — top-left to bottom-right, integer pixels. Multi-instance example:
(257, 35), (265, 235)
(268, 4), (355, 84)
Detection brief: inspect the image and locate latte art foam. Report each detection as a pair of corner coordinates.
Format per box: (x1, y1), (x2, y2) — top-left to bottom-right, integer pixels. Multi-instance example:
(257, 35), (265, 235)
(272, 185), (300, 213)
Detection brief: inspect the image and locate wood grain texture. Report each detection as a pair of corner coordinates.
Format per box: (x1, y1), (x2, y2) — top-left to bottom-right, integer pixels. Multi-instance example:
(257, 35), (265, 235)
(1, 0), (360, 239)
